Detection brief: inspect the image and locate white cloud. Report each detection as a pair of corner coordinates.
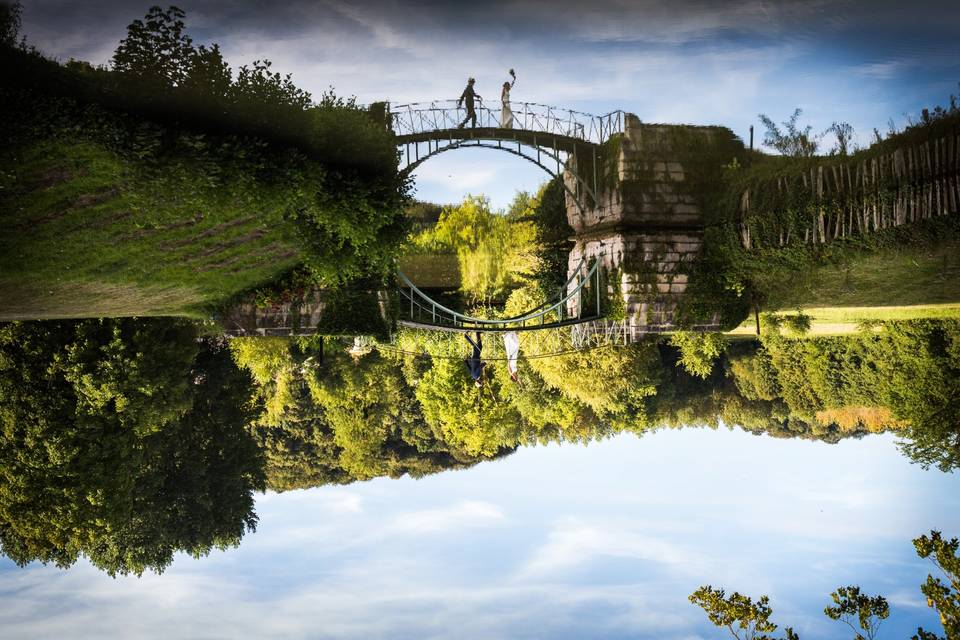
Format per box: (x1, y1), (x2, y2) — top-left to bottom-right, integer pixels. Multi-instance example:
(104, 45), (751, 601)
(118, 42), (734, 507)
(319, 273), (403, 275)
(388, 500), (505, 534)
(517, 520), (703, 579)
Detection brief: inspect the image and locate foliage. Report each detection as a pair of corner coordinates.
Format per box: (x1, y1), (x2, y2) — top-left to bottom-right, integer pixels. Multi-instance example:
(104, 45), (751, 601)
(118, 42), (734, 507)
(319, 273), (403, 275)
(669, 331), (726, 379)
(413, 354), (523, 456)
(529, 177), (575, 297)
(0, 320), (263, 576)
(689, 585), (799, 640)
(825, 122), (855, 156)
(314, 286), (391, 338)
(781, 312), (812, 336)
(0, 3), (408, 319)
(529, 342), (661, 421)
(0, 0), (21, 46)
(758, 108), (819, 157)
(414, 195), (537, 302)
(692, 532), (960, 640)
(913, 531), (960, 639)
(823, 586), (889, 640)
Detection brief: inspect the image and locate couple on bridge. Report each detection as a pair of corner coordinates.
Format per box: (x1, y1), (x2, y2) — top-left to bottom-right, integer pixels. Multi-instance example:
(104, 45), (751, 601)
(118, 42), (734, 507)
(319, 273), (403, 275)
(457, 69), (516, 129)
(465, 331), (520, 388)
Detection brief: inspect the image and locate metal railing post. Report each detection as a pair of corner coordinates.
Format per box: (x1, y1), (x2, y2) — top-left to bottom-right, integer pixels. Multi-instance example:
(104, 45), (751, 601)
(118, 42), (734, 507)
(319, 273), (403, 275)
(596, 261), (601, 317)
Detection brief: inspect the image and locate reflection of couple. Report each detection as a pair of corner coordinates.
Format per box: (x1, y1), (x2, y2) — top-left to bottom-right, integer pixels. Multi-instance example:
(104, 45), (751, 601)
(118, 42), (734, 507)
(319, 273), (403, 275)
(457, 69), (516, 129)
(464, 331), (521, 388)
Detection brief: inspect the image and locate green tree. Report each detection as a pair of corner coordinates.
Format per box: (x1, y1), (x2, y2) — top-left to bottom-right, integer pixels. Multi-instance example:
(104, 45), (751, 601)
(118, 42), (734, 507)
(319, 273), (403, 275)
(913, 531), (960, 639)
(0, 321), (263, 576)
(758, 108), (819, 157)
(689, 585), (799, 640)
(112, 5), (195, 87)
(419, 194), (537, 302)
(823, 586), (889, 640)
(413, 355), (522, 457)
(529, 341), (660, 421)
(669, 331), (726, 379)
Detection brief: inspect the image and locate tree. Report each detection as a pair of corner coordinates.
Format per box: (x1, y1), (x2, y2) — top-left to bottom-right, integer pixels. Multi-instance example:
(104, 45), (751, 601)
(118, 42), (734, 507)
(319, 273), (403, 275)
(112, 5), (195, 87)
(0, 1), (22, 47)
(825, 122), (855, 156)
(413, 355), (522, 457)
(913, 531), (960, 639)
(529, 340), (661, 420)
(758, 108), (819, 157)
(689, 586), (799, 640)
(823, 586), (889, 640)
(529, 177), (574, 296)
(669, 332), (726, 379)
(0, 321), (263, 576)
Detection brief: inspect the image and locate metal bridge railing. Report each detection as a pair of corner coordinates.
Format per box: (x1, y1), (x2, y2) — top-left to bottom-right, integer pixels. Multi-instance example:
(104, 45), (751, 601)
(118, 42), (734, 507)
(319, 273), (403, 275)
(388, 100), (624, 145)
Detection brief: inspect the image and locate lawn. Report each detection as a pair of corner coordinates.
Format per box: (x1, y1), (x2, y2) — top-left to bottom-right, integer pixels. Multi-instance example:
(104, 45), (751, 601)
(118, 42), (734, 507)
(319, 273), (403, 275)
(0, 140), (303, 320)
(763, 237), (960, 309)
(728, 304), (960, 337)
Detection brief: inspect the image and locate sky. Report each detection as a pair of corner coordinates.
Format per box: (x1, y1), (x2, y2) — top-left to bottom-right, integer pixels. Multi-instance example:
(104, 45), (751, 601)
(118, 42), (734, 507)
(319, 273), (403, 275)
(1, 428), (957, 639)
(17, 0), (960, 208)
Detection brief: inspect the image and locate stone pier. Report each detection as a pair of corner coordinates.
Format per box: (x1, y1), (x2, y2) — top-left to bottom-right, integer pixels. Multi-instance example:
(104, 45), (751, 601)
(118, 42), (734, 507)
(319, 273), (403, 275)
(565, 115), (745, 329)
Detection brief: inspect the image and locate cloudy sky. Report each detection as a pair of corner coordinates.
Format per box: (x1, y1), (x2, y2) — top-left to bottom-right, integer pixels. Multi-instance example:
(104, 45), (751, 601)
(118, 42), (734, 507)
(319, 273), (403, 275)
(17, 0), (960, 208)
(1, 428), (957, 638)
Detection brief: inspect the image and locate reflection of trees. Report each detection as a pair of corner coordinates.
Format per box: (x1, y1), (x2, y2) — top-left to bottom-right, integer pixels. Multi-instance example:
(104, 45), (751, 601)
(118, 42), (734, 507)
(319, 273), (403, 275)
(230, 338), (507, 489)
(0, 320), (264, 576)
(234, 320), (960, 490)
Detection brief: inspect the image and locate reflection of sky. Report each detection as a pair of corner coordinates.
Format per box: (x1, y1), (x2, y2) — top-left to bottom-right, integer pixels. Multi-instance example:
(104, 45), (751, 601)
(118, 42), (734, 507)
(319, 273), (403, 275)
(2, 428), (956, 638)
(19, 0), (960, 209)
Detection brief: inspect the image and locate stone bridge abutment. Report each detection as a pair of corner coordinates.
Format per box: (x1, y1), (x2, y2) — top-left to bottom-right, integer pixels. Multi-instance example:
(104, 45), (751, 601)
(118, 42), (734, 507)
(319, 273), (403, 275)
(565, 115), (746, 330)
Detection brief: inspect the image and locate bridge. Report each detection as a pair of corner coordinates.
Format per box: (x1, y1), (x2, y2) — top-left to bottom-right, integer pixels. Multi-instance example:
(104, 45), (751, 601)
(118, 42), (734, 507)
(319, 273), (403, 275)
(221, 102), (735, 344)
(397, 256), (604, 332)
(388, 100), (624, 213)
(387, 99), (627, 334)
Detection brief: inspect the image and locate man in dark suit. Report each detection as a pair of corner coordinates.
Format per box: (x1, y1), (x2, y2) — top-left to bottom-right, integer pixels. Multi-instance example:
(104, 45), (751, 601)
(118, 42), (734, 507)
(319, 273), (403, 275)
(457, 78), (482, 129)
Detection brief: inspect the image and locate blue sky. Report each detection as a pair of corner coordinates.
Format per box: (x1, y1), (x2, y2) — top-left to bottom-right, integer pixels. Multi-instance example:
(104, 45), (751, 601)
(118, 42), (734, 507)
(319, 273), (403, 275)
(18, 0), (960, 209)
(2, 428), (957, 639)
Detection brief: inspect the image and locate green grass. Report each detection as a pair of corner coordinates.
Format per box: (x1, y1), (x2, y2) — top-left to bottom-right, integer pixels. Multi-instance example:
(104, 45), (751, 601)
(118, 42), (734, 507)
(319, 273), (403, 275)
(0, 140), (303, 320)
(764, 237), (960, 309)
(728, 304), (960, 337)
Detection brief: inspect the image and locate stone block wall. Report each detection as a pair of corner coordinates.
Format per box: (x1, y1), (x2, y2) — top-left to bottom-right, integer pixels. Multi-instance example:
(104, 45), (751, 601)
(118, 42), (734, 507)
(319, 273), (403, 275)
(564, 116), (743, 330)
(566, 231), (715, 330)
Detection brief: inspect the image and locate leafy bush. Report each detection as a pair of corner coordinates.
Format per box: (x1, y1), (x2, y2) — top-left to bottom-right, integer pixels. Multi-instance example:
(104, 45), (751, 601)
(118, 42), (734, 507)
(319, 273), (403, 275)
(669, 331), (726, 379)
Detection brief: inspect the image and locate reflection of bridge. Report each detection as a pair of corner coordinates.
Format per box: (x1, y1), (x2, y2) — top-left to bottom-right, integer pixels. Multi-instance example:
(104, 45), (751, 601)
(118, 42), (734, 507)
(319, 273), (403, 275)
(390, 100), (624, 212)
(382, 318), (656, 360)
(397, 256), (604, 332)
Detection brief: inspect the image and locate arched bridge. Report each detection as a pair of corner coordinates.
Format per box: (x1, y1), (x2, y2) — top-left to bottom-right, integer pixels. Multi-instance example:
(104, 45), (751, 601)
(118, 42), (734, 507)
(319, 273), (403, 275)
(388, 100), (624, 210)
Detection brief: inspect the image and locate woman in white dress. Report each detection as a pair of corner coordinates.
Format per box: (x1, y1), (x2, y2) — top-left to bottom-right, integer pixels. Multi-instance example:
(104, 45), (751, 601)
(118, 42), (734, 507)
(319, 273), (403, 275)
(500, 69), (516, 128)
(503, 330), (520, 383)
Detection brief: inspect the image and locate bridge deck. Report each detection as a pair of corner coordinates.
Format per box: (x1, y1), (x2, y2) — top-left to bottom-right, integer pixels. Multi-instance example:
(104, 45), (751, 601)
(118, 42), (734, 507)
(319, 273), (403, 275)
(395, 127), (597, 155)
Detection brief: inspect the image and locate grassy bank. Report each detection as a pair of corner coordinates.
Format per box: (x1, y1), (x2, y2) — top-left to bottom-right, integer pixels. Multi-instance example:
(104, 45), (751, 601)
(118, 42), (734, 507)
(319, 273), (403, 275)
(0, 6), (406, 321)
(0, 140), (301, 319)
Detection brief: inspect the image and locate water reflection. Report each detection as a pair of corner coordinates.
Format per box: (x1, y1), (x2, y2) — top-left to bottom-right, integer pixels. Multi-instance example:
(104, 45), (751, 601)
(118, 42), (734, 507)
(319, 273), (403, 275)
(1, 317), (958, 578)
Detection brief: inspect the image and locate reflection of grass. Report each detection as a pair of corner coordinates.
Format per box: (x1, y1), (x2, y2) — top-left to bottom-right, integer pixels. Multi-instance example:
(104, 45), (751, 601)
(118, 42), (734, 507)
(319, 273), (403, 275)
(728, 304), (960, 337)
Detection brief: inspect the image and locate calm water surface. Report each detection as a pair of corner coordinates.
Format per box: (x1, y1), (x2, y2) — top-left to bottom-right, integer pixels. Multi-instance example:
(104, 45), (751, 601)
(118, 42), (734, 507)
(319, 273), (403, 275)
(2, 427), (955, 639)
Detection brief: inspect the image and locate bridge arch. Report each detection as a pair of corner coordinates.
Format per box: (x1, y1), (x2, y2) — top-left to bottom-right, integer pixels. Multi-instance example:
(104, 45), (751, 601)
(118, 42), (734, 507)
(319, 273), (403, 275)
(389, 100), (625, 214)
